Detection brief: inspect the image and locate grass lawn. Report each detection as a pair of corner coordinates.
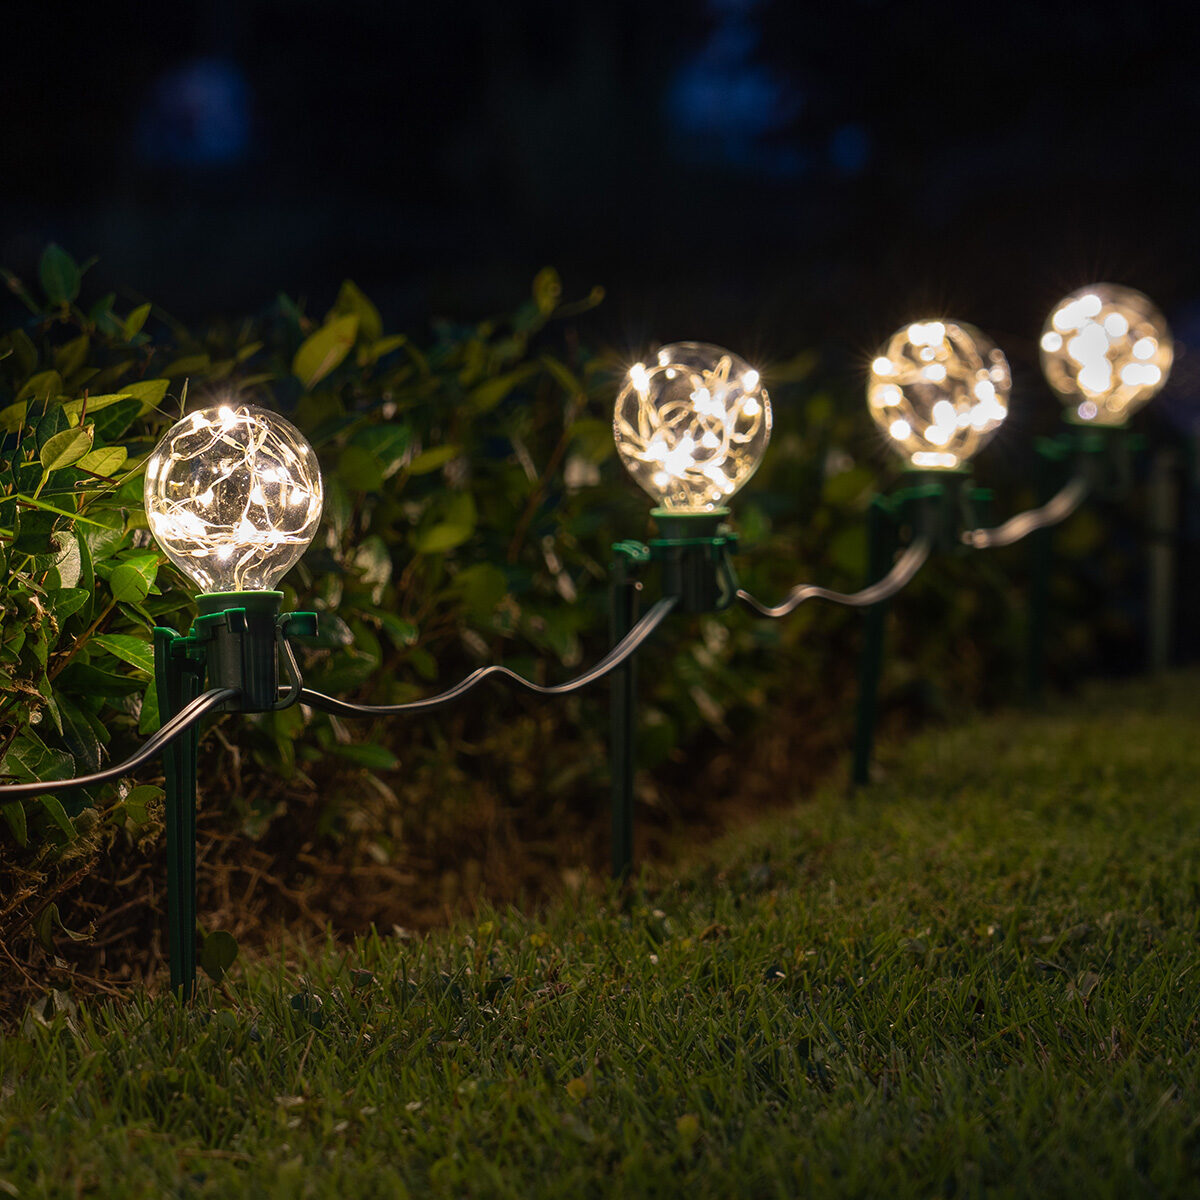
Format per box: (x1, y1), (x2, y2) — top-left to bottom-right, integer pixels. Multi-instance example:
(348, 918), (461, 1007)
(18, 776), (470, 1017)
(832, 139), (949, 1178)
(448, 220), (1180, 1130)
(4, 671), (1200, 1198)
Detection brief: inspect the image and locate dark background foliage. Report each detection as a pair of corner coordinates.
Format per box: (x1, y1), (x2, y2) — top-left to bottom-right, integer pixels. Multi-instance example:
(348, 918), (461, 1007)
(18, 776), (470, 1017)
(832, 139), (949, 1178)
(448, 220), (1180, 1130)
(5, 0), (1200, 368)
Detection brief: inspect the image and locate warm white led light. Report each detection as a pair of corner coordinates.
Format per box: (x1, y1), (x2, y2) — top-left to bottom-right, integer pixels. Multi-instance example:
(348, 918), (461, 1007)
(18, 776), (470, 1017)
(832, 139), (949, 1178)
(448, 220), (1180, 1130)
(145, 403), (324, 593)
(1040, 283), (1172, 426)
(867, 319), (1010, 469)
(613, 342), (772, 511)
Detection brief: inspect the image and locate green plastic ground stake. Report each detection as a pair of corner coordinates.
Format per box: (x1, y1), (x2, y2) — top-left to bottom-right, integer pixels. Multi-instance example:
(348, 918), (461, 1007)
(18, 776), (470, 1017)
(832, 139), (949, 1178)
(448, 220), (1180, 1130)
(607, 509), (740, 878)
(1026, 421), (1145, 702)
(851, 495), (896, 789)
(609, 551), (641, 880)
(153, 627), (204, 998)
(851, 470), (990, 788)
(890, 468), (992, 556)
(1026, 449), (1057, 706)
(648, 508), (740, 614)
(153, 594), (317, 997)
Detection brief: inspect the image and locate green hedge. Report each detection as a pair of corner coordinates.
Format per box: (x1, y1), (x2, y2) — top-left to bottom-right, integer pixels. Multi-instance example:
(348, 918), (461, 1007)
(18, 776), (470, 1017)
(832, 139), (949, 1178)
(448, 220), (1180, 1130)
(0, 246), (1108, 985)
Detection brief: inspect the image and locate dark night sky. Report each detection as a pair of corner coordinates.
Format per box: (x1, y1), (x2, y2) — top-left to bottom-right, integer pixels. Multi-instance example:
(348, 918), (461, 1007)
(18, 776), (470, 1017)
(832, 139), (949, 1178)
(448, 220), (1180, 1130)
(4, 0), (1200, 376)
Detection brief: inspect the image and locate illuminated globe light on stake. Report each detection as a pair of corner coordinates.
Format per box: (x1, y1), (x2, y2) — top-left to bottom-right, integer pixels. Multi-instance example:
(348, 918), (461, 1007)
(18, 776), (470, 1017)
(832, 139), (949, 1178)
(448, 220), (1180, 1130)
(1040, 284), (1172, 426)
(145, 403), (324, 597)
(868, 320), (1011, 470)
(613, 342), (772, 514)
(142, 403), (325, 998)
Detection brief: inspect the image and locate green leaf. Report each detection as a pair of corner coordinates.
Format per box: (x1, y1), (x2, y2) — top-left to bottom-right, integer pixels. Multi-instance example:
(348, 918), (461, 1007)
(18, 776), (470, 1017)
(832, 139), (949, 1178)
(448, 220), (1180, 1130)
(568, 417), (616, 463)
(35, 405), (68, 452)
(12, 508), (59, 556)
(60, 392), (131, 422)
(53, 335), (90, 379)
(372, 610), (418, 647)
(533, 267), (561, 314)
(2, 801), (27, 847)
(17, 369), (63, 405)
(407, 647), (438, 681)
(76, 446), (127, 477)
(293, 314), (359, 390)
(48, 534), (82, 590)
(0, 735), (74, 789)
(89, 292), (122, 336)
(540, 353), (584, 398)
(468, 365), (537, 412)
(0, 400), (27, 434)
(90, 633), (154, 676)
(348, 423), (412, 478)
(56, 667), (141, 697)
(337, 445), (385, 493)
(81, 518), (128, 566)
(332, 743), (400, 770)
(329, 280), (382, 344)
(89, 398), (141, 442)
(822, 466), (875, 508)
(121, 377), (170, 413)
(415, 522), (474, 554)
(407, 445), (460, 475)
(39, 244), (80, 304)
(58, 698), (103, 773)
(33, 904), (94, 951)
(351, 535), (392, 598)
(452, 563), (509, 618)
(199, 930), (239, 983)
(50, 587), (90, 622)
(38, 794), (76, 841)
(5, 328), (37, 375)
(109, 555), (158, 604)
(828, 525), (868, 577)
(124, 302), (152, 338)
(122, 784), (163, 827)
(162, 354), (210, 378)
(39, 426), (94, 473)
(360, 334), (407, 364)
(138, 679), (160, 735)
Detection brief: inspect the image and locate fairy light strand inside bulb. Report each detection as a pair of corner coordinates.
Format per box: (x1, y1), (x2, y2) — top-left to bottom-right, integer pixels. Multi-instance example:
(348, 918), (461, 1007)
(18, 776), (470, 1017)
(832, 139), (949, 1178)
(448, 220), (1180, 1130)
(145, 404), (324, 593)
(867, 320), (1010, 469)
(1040, 284), (1172, 426)
(613, 342), (772, 511)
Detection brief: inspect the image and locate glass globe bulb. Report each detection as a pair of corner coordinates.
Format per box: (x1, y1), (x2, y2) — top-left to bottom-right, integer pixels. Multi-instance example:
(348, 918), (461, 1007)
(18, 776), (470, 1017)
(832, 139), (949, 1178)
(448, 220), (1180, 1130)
(1040, 284), (1172, 425)
(613, 341), (772, 511)
(868, 320), (1010, 470)
(145, 403), (324, 594)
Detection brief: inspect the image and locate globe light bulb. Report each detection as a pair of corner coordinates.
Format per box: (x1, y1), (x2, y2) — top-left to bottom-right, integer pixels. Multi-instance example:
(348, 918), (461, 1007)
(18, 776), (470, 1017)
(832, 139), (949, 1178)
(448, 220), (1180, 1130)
(145, 403), (324, 594)
(868, 320), (1010, 470)
(613, 341), (772, 511)
(1040, 284), (1172, 426)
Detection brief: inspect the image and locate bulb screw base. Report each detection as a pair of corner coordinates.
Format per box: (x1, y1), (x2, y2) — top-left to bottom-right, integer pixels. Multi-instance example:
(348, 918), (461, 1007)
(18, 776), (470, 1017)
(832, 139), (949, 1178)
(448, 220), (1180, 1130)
(155, 592), (318, 716)
(193, 592), (286, 713)
(614, 508), (739, 614)
(891, 470), (992, 553)
(1038, 422), (1144, 498)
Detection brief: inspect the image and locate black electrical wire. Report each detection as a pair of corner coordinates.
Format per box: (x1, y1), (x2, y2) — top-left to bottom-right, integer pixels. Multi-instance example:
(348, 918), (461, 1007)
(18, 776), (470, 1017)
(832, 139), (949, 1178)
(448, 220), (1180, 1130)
(299, 595), (679, 718)
(735, 536), (933, 619)
(962, 476), (1088, 550)
(0, 687), (238, 799)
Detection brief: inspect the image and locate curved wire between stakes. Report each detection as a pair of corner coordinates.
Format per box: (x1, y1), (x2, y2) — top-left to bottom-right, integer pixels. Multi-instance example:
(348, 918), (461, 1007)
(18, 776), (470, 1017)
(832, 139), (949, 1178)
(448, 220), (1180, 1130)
(962, 475), (1089, 550)
(298, 595), (680, 718)
(0, 687), (239, 799)
(735, 536), (933, 619)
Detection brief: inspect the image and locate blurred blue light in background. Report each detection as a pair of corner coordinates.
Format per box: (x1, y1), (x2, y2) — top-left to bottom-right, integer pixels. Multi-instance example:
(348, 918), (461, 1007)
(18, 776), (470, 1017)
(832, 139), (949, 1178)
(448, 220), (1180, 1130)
(830, 123), (871, 176)
(135, 57), (251, 169)
(667, 0), (805, 178)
